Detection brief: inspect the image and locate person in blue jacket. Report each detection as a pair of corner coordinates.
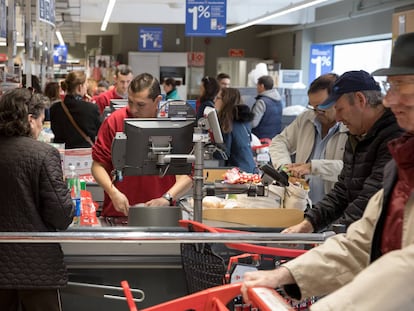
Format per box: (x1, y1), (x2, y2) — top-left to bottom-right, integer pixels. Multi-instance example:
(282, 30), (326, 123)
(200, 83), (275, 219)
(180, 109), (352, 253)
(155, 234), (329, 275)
(251, 75), (283, 139)
(215, 87), (257, 173)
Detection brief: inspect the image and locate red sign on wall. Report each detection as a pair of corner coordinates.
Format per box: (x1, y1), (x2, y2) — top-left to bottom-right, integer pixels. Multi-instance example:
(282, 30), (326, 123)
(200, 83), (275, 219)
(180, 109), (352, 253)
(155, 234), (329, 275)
(187, 52), (205, 67)
(228, 49), (245, 57)
(0, 54), (7, 62)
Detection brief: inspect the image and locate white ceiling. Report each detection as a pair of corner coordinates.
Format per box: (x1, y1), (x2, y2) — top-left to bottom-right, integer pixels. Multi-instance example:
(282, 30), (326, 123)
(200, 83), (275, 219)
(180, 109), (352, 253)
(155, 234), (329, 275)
(51, 0), (412, 44)
(53, 0), (342, 43)
(77, 0), (322, 24)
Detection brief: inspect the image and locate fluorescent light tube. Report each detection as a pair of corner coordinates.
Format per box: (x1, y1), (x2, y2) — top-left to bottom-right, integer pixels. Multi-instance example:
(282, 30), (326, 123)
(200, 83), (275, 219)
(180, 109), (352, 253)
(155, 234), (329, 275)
(226, 0), (328, 34)
(55, 30), (65, 46)
(101, 0), (117, 31)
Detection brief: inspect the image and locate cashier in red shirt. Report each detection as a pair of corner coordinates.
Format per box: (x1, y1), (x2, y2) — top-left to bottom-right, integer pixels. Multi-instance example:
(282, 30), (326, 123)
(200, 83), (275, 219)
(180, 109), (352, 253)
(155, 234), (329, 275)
(91, 73), (193, 216)
(93, 64), (134, 114)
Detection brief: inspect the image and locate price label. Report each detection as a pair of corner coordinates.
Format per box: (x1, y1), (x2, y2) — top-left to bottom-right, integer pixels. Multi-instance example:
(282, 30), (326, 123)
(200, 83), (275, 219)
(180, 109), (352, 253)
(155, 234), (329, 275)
(185, 0), (227, 37)
(139, 27), (163, 51)
(309, 44), (333, 83)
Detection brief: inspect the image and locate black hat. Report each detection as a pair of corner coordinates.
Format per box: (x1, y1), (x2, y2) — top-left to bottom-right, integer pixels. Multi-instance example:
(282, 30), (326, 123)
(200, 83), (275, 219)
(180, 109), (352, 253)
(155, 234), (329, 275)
(318, 70), (381, 110)
(372, 32), (414, 76)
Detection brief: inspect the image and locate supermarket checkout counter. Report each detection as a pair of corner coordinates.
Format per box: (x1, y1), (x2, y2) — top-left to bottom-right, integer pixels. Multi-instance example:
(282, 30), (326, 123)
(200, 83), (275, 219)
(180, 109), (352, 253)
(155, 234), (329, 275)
(52, 113), (311, 309)
(0, 228), (332, 310)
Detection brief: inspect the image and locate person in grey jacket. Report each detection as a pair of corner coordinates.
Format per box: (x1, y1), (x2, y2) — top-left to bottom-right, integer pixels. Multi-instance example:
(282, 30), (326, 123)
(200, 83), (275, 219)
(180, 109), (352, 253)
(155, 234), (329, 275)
(270, 73), (348, 204)
(0, 88), (74, 311)
(283, 70), (403, 233)
(251, 75), (283, 139)
(242, 32), (414, 311)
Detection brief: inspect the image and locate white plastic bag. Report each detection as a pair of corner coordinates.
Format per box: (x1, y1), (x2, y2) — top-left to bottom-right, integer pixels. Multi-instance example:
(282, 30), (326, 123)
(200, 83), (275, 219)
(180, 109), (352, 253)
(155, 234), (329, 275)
(283, 182), (311, 211)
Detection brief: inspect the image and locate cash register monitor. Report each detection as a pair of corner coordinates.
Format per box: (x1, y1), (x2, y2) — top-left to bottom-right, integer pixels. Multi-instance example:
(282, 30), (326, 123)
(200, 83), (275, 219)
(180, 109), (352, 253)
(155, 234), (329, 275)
(113, 118), (196, 176)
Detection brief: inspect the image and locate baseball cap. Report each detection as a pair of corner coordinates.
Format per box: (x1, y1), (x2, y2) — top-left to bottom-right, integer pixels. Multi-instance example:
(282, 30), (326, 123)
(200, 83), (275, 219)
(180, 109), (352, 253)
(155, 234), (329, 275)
(372, 32), (414, 76)
(318, 70), (381, 110)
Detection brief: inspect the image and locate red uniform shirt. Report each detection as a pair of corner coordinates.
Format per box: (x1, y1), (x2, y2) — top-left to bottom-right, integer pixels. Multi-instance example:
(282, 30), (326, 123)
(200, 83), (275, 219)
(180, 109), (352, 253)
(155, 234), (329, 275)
(92, 107), (176, 217)
(92, 87), (124, 114)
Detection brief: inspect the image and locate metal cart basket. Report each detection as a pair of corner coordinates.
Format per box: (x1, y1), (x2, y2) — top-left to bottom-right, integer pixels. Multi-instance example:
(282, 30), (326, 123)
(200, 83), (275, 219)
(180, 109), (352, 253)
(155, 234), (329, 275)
(179, 220), (317, 310)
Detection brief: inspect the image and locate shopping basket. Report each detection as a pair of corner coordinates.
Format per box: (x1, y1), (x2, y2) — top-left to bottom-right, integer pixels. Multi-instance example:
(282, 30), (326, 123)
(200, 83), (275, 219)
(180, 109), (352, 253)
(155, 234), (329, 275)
(121, 280), (294, 311)
(179, 220), (317, 310)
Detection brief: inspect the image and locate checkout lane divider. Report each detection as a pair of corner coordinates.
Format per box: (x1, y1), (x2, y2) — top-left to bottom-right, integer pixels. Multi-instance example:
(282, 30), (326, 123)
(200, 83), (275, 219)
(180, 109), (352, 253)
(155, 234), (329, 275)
(0, 231), (335, 244)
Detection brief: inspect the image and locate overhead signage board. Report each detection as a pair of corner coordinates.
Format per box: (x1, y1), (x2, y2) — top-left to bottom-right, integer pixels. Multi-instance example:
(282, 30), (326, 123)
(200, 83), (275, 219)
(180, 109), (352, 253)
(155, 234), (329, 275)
(0, 0), (6, 38)
(309, 44), (333, 84)
(38, 0), (55, 26)
(139, 27), (163, 52)
(185, 0), (226, 37)
(53, 44), (67, 64)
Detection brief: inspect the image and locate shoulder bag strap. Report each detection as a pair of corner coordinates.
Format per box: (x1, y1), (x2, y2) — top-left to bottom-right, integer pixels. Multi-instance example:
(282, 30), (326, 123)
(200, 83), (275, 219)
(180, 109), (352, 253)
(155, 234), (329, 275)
(60, 101), (94, 146)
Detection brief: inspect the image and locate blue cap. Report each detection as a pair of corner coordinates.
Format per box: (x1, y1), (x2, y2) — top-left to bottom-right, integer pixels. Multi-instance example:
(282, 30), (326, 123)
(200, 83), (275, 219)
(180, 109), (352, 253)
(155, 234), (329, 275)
(318, 70), (381, 110)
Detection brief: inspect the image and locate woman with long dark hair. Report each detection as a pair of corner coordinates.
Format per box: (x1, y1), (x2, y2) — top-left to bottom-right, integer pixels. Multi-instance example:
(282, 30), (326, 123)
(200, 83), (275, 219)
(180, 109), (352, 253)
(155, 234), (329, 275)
(196, 76), (220, 120)
(215, 87), (257, 173)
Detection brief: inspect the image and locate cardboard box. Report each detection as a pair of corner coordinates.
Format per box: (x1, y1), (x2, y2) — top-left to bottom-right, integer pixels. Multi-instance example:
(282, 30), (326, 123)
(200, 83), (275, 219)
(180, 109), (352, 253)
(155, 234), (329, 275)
(203, 208), (303, 228)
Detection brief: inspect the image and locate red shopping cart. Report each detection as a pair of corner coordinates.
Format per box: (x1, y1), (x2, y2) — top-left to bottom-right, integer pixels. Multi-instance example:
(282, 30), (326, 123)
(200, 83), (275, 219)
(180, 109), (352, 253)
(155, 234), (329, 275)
(178, 220), (317, 310)
(121, 280), (294, 311)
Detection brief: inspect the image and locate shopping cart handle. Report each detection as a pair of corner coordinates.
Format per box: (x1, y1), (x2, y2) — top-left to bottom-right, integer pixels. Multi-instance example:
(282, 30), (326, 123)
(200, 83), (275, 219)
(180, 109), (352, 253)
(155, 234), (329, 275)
(247, 286), (294, 311)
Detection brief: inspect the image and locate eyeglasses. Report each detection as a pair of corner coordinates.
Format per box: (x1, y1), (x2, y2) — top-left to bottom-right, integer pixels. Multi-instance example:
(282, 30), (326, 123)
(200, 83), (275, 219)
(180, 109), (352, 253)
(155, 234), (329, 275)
(381, 80), (414, 94)
(306, 104), (326, 112)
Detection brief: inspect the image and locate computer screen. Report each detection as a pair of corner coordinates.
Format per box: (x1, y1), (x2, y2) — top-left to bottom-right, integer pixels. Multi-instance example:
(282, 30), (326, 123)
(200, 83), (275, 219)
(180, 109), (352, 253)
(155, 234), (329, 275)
(110, 99), (128, 111)
(112, 118), (196, 176)
(277, 70), (305, 89)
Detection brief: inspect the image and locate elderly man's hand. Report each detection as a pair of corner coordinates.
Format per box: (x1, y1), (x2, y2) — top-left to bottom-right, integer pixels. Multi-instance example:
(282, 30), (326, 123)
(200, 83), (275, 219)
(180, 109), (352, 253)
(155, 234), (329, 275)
(285, 162), (311, 178)
(282, 219), (314, 233)
(241, 267), (294, 305)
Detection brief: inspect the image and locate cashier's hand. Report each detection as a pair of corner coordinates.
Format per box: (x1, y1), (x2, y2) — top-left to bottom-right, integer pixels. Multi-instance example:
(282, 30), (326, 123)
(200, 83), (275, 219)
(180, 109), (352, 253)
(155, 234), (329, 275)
(282, 219), (314, 234)
(241, 267), (294, 305)
(285, 163), (311, 178)
(109, 188), (130, 216)
(145, 197), (169, 207)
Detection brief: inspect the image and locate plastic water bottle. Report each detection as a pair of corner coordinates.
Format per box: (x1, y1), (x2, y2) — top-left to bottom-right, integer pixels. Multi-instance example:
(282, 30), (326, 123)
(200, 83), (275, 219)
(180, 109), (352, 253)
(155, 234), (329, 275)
(67, 165), (81, 226)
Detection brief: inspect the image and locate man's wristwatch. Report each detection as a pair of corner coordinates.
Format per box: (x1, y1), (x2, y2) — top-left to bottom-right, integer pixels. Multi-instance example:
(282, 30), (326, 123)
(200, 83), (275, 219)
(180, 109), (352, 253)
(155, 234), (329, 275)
(162, 192), (174, 206)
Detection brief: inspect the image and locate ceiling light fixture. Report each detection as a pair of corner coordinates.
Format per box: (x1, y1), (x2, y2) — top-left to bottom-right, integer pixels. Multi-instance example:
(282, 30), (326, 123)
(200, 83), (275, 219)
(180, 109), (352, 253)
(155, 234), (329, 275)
(101, 0), (117, 31)
(226, 0), (329, 34)
(55, 30), (65, 46)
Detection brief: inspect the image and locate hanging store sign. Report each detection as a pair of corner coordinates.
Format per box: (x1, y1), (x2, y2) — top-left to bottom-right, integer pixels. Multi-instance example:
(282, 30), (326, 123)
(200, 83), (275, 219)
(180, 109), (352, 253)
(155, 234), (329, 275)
(139, 27), (163, 52)
(309, 44), (333, 85)
(0, 54), (7, 62)
(228, 49), (245, 57)
(38, 0), (55, 26)
(53, 44), (67, 64)
(185, 0), (226, 37)
(0, 0), (6, 38)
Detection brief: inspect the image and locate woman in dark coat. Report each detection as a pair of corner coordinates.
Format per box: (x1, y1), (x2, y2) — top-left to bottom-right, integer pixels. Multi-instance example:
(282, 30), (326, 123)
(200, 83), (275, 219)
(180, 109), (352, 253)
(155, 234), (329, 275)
(0, 88), (74, 310)
(50, 70), (101, 148)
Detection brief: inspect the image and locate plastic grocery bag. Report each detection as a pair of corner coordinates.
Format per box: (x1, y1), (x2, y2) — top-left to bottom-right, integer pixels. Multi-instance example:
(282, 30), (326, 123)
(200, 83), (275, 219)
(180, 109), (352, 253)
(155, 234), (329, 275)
(283, 182), (311, 211)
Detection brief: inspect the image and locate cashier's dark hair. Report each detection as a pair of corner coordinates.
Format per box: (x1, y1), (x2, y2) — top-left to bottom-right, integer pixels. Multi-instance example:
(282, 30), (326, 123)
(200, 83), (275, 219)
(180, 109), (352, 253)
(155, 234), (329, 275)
(129, 73), (161, 101)
(115, 64), (133, 77)
(0, 88), (48, 137)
